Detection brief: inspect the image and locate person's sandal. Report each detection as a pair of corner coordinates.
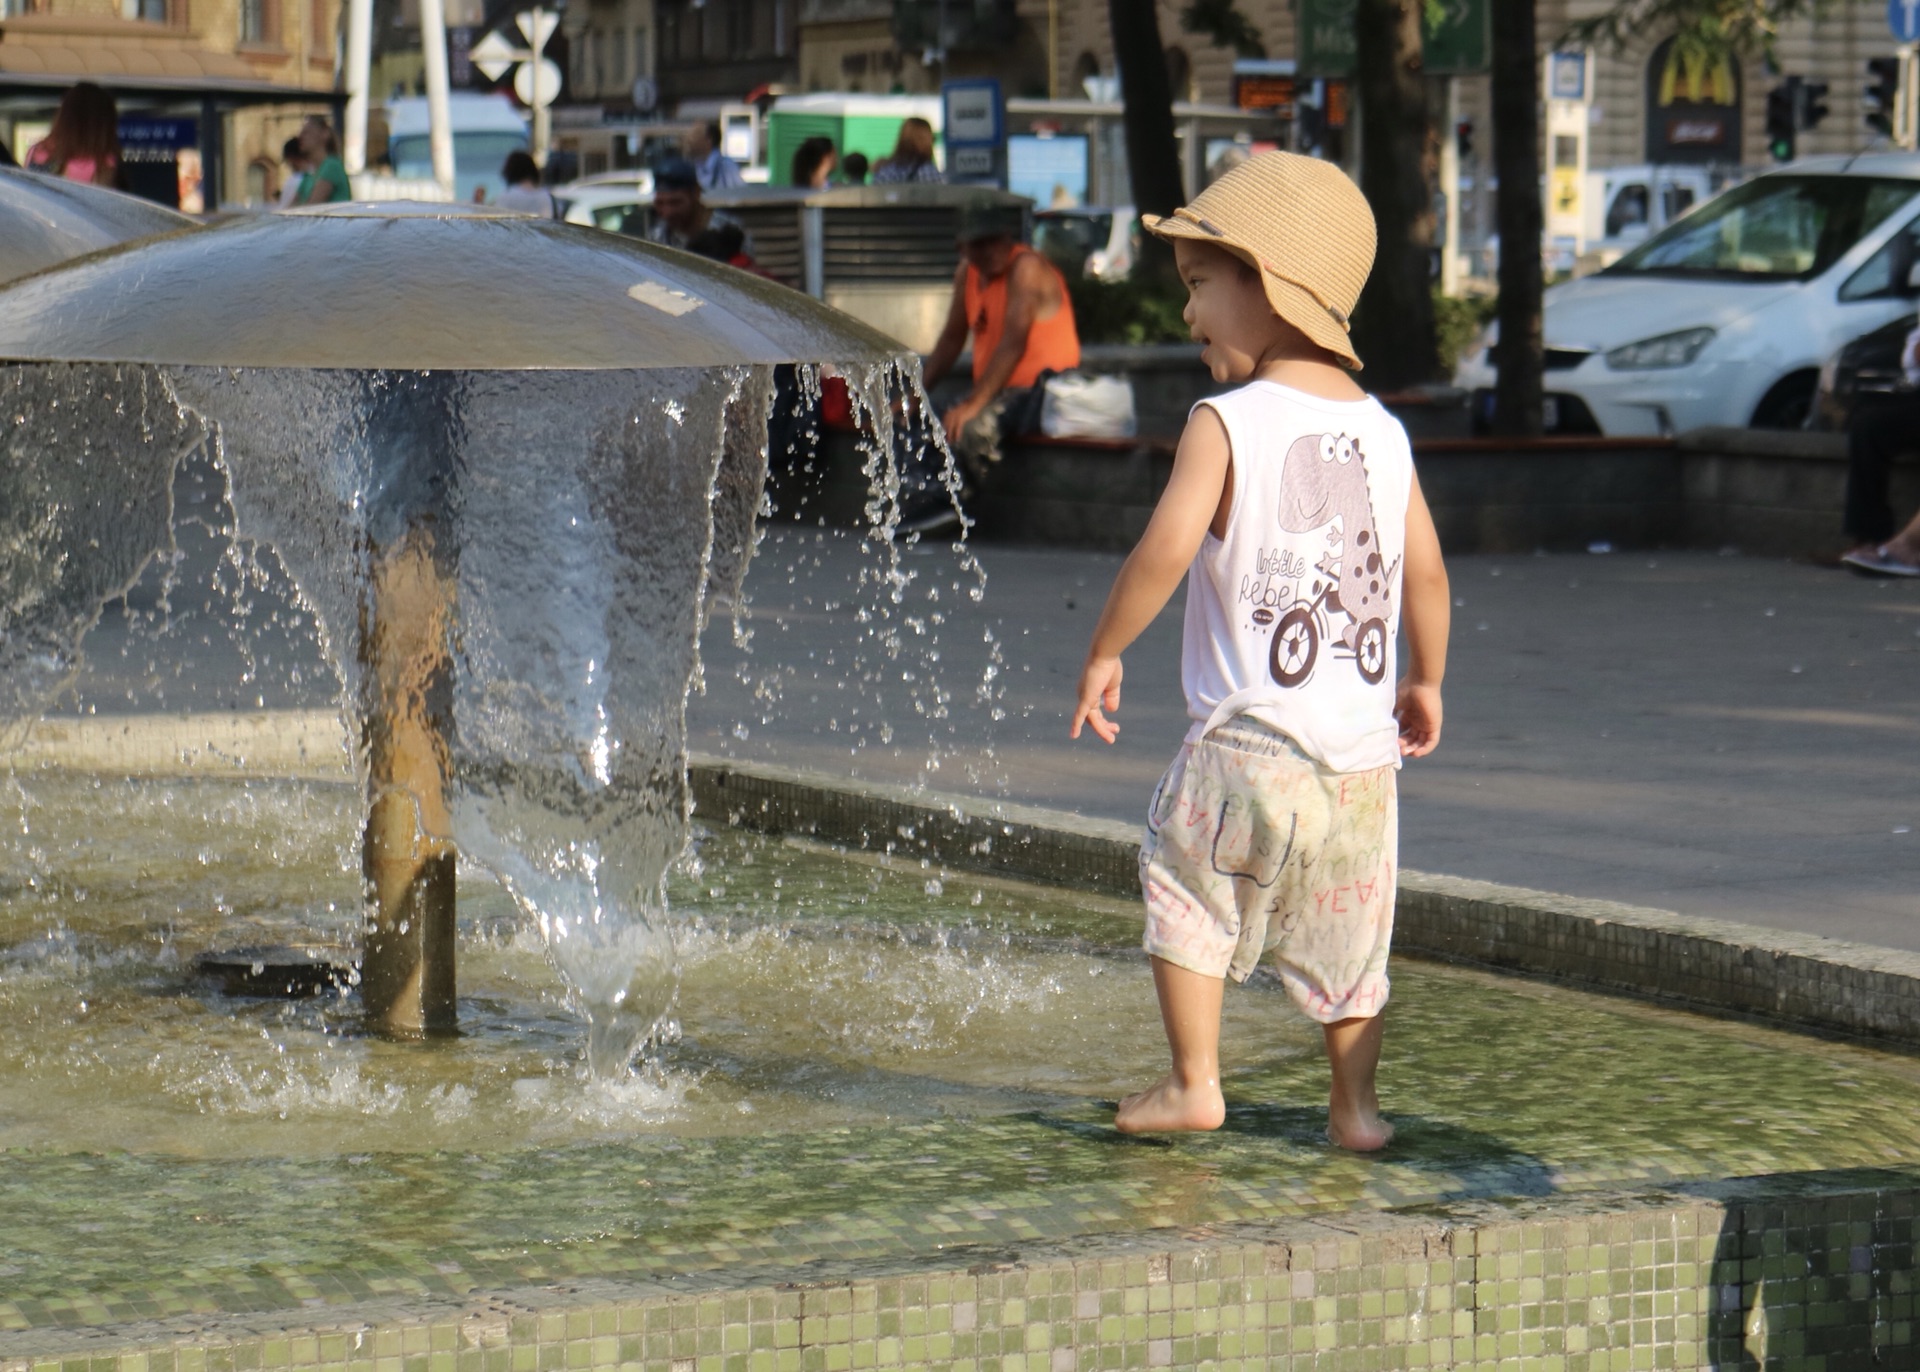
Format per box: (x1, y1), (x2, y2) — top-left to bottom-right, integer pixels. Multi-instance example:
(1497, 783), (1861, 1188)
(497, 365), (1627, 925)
(1840, 545), (1920, 577)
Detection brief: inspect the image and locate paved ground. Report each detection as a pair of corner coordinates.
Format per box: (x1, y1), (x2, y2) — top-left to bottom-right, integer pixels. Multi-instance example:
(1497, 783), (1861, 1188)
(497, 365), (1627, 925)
(689, 530), (1920, 952)
(40, 487), (1920, 953)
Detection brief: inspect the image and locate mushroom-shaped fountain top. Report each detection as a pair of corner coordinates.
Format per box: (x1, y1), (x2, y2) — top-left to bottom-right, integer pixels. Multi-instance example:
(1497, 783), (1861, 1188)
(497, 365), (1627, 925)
(0, 202), (907, 369)
(0, 166), (196, 287)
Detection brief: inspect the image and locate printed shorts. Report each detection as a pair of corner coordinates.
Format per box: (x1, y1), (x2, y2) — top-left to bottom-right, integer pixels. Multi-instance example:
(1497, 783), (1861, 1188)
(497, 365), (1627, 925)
(1139, 717), (1397, 1023)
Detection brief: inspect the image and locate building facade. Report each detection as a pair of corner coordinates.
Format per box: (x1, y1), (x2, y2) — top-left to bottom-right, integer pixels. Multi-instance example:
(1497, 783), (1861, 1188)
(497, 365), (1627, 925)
(0, 0), (343, 206)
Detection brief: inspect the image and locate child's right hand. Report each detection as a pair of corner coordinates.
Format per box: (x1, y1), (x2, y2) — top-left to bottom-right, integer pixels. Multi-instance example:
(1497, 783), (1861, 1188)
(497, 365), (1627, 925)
(1394, 679), (1443, 757)
(1071, 656), (1124, 744)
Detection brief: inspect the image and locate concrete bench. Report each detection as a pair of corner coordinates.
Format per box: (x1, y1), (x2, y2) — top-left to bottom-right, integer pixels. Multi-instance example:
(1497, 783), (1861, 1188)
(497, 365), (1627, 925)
(967, 431), (1181, 549)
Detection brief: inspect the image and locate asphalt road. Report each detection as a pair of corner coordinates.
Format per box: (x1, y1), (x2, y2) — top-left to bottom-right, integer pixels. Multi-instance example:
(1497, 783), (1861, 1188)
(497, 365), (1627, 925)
(688, 531), (1920, 952)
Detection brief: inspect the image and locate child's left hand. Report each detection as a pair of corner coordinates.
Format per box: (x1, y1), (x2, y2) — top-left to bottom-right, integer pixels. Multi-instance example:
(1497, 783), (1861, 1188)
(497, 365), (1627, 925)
(1394, 679), (1442, 757)
(1071, 656), (1124, 743)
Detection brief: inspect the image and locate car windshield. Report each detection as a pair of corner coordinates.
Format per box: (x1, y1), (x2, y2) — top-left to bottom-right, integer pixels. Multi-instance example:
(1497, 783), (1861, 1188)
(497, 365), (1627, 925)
(389, 132), (527, 179)
(1607, 175), (1919, 281)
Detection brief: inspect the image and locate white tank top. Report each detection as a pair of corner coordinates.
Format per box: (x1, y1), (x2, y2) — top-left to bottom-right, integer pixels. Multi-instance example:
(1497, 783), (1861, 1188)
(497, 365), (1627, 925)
(1180, 381), (1415, 773)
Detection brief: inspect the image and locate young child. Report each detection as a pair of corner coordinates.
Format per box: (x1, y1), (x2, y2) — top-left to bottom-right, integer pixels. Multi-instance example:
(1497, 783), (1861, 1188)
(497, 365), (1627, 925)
(1068, 152), (1451, 1149)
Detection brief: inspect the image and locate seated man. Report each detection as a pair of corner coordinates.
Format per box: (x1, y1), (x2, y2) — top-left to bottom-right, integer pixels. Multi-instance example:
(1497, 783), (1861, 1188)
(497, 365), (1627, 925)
(647, 158), (750, 254)
(924, 201), (1081, 470)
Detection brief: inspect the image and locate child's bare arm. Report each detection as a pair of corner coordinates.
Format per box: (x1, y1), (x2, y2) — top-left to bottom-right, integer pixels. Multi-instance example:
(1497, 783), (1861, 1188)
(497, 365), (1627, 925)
(1395, 473), (1449, 757)
(1070, 407), (1231, 743)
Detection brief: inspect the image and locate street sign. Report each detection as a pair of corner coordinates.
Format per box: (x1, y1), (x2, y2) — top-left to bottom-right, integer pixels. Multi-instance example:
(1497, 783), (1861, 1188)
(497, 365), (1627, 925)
(941, 78), (1006, 187)
(514, 57), (562, 108)
(1891, 0), (1920, 43)
(1298, 0), (1356, 78)
(1300, 0), (1485, 79)
(470, 29), (519, 82)
(1424, 0), (1489, 76)
(516, 8), (558, 51)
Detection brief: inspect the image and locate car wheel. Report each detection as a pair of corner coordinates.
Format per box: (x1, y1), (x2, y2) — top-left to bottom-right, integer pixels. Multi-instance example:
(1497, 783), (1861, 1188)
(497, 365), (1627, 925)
(1749, 370), (1819, 430)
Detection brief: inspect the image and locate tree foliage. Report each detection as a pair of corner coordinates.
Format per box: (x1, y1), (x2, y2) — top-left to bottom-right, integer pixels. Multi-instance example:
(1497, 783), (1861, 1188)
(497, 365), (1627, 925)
(1562, 0), (1823, 59)
(1180, 0), (1268, 58)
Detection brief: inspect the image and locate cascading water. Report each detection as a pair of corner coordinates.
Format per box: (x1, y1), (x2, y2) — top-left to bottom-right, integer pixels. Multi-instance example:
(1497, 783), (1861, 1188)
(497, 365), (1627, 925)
(0, 205), (935, 1078)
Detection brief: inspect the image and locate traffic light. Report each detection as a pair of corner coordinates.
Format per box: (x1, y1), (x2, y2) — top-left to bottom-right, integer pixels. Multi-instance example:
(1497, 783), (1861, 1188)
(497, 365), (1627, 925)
(1767, 78), (1800, 161)
(1455, 120), (1474, 160)
(1867, 56), (1900, 137)
(1798, 78), (1831, 131)
(1297, 101), (1326, 155)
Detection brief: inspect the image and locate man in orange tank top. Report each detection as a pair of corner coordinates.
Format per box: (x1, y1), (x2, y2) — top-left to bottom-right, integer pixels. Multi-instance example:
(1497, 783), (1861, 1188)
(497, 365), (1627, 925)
(924, 201), (1081, 470)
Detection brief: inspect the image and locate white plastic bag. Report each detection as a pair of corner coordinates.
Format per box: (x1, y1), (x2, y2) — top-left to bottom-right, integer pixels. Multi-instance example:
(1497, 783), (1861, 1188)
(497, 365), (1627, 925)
(1039, 373), (1137, 439)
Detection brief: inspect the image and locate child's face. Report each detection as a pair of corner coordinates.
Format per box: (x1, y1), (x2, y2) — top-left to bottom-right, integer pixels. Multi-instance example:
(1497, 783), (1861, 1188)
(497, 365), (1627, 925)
(1174, 239), (1295, 383)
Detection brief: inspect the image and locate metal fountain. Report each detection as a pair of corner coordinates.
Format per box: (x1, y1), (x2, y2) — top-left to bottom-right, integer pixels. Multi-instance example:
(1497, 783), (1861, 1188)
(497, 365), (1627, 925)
(0, 202), (908, 1071)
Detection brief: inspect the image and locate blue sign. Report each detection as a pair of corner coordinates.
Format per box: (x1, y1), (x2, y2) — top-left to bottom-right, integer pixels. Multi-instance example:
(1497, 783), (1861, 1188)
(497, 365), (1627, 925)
(941, 78), (1006, 186)
(1891, 0), (1920, 43)
(119, 117), (197, 151)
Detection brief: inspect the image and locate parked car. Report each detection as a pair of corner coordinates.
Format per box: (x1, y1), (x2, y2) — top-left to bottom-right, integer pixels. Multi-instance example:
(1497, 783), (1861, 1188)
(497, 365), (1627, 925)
(1814, 310), (1918, 431)
(1034, 205), (1137, 280)
(554, 172), (655, 237)
(1456, 154), (1920, 435)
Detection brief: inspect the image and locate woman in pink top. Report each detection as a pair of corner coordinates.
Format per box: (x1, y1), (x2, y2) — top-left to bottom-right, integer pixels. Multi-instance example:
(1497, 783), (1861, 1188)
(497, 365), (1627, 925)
(26, 83), (122, 188)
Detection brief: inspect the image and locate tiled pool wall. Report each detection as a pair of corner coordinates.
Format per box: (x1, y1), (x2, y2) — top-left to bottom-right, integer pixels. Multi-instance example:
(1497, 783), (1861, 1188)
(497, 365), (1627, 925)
(688, 757), (1920, 1048)
(8, 1179), (1916, 1372)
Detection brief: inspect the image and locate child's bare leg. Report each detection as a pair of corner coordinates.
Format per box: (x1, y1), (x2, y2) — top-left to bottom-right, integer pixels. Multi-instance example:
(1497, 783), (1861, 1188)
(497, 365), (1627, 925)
(1116, 956), (1227, 1133)
(1323, 1013), (1392, 1151)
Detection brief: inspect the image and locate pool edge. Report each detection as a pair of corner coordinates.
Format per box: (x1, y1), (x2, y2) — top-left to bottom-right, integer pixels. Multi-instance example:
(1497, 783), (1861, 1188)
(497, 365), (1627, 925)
(687, 754), (1920, 1049)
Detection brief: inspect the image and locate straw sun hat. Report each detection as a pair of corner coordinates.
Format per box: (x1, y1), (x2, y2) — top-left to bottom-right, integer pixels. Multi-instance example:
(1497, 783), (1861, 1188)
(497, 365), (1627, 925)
(1144, 151), (1377, 371)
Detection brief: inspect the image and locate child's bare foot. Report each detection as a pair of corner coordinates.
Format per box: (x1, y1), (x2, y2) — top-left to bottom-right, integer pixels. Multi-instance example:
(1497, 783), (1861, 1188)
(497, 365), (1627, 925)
(1326, 1111), (1394, 1152)
(1114, 1074), (1226, 1134)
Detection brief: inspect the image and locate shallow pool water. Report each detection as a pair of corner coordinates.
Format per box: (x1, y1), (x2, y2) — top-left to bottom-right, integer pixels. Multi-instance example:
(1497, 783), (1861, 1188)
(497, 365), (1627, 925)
(5, 776), (1920, 1334)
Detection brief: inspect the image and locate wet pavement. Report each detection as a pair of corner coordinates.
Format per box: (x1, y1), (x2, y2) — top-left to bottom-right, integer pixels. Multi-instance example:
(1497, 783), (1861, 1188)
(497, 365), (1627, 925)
(690, 535), (1920, 953)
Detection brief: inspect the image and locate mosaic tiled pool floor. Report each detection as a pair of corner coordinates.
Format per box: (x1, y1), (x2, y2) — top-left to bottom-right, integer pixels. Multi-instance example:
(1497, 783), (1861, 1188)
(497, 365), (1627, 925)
(6, 780), (1920, 1341)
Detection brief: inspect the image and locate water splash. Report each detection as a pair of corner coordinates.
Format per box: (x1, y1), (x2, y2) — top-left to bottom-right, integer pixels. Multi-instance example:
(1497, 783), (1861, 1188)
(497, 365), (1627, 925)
(1, 357), (959, 1084)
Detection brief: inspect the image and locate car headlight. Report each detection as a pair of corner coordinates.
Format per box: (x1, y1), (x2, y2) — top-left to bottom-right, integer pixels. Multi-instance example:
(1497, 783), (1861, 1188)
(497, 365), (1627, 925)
(1604, 327), (1716, 371)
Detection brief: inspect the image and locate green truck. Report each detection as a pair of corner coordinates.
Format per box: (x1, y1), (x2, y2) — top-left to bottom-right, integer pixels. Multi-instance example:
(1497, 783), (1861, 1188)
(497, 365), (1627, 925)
(763, 93), (943, 186)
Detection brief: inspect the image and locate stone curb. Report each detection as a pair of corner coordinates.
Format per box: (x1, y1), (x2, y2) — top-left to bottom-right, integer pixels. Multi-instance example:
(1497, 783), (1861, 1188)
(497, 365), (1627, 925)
(688, 755), (1920, 1048)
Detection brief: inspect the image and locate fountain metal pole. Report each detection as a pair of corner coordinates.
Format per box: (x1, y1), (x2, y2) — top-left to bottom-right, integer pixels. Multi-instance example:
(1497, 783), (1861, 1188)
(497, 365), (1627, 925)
(357, 528), (458, 1034)
(343, 0), (374, 176)
(418, 0), (457, 200)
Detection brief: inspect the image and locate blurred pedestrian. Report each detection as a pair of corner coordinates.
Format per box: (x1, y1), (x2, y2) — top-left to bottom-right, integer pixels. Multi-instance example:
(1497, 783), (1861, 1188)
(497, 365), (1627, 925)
(923, 199), (1080, 469)
(276, 136), (309, 208)
(790, 136), (836, 190)
(840, 151), (869, 186)
(648, 158), (751, 254)
(25, 82), (121, 188)
(493, 150), (556, 216)
(685, 120), (744, 192)
(873, 118), (942, 185)
(1841, 320), (1920, 575)
(293, 116), (350, 204)
(1844, 503), (1920, 576)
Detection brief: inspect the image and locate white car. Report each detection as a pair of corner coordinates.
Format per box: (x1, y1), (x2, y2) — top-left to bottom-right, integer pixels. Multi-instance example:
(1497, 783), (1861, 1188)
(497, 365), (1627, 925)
(1456, 154), (1920, 435)
(553, 172), (655, 237)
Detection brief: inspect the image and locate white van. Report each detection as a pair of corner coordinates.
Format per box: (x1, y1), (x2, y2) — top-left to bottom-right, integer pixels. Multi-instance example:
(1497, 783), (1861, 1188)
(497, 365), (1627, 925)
(1457, 154), (1920, 435)
(1584, 164), (1716, 259)
(381, 93), (530, 206)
